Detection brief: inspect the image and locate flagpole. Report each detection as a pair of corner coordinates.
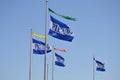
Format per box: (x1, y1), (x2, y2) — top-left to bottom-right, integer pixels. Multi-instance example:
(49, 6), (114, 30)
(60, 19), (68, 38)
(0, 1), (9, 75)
(47, 64), (49, 80)
(44, 0), (48, 80)
(52, 46), (55, 80)
(29, 28), (32, 80)
(93, 57), (95, 80)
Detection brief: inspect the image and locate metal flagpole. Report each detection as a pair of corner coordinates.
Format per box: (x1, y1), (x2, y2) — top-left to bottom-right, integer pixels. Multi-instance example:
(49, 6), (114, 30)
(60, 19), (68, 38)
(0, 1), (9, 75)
(52, 46), (55, 80)
(29, 28), (32, 80)
(93, 57), (95, 80)
(44, 0), (48, 80)
(47, 64), (49, 80)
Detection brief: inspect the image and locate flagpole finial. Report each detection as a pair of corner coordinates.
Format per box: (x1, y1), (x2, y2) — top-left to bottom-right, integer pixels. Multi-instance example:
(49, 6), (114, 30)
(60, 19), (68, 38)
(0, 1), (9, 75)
(46, 0), (48, 2)
(93, 57), (95, 60)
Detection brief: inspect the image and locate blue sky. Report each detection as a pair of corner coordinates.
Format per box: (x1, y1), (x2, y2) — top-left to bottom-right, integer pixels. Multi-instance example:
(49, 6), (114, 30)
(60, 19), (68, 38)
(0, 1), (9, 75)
(0, 0), (120, 80)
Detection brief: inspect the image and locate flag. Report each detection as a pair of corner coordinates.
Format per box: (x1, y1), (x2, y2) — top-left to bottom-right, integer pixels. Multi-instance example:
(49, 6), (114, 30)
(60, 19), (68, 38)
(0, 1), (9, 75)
(48, 8), (76, 21)
(32, 32), (48, 40)
(95, 59), (105, 71)
(49, 15), (74, 42)
(55, 53), (65, 67)
(54, 47), (67, 52)
(32, 38), (52, 54)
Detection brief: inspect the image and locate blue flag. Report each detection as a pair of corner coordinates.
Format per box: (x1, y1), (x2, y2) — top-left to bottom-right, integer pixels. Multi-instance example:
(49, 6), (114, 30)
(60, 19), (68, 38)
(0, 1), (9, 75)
(49, 15), (74, 42)
(55, 53), (65, 67)
(95, 60), (105, 71)
(32, 38), (52, 54)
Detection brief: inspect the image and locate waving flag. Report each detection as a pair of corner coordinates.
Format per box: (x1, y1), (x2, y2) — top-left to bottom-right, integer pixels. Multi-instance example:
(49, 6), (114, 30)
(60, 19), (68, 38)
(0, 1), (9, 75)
(54, 47), (67, 53)
(49, 15), (74, 42)
(55, 53), (65, 67)
(48, 8), (76, 21)
(32, 32), (48, 40)
(32, 38), (52, 54)
(95, 59), (105, 71)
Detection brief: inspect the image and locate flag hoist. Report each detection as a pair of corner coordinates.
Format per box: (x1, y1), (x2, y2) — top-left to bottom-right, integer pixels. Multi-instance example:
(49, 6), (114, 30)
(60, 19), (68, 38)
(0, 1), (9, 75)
(29, 28), (32, 80)
(44, 0), (49, 80)
(52, 46), (55, 80)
